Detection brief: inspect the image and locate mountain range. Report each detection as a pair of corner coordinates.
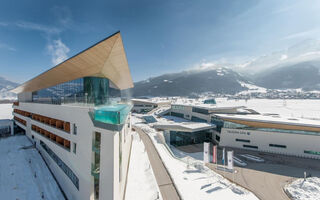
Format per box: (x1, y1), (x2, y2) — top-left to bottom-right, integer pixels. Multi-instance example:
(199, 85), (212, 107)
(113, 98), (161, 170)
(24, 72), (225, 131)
(0, 76), (18, 100)
(133, 39), (320, 97)
(1, 39), (320, 99)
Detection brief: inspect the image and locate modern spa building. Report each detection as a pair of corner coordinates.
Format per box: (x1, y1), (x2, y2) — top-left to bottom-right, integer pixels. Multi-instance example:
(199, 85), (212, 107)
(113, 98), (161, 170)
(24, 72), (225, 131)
(12, 32), (133, 200)
(214, 114), (320, 159)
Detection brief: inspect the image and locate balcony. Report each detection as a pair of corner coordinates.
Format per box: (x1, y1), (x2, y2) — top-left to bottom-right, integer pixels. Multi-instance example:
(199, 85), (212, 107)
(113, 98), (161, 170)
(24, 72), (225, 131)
(93, 104), (132, 125)
(91, 163), (100, 179)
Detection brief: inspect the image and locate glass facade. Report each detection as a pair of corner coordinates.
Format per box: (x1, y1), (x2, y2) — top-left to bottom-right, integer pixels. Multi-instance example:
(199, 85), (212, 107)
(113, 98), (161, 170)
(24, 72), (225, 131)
(32, 77), (120, 106)
(192, 107), (209, 115)
(169, 130), (212, 146)
(92, 132), (101, 200)
(94, 104), (132, 125)
(170, 112), (184, 118)
(211, 117), (224, 133)
(203, 99), (216, 104)
(191, 116), (207, 123)
(304, 150), (320, 156)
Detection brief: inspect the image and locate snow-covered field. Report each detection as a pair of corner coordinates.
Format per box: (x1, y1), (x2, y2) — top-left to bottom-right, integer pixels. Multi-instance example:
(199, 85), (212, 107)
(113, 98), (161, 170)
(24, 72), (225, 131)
(0, 103), (13, 119)
(133, 117), (258, 200)
(285, 177), (320, 200)
(217, 98), (320, 120)
(125, 132), (161, 200)
(0, 136), (64, 200)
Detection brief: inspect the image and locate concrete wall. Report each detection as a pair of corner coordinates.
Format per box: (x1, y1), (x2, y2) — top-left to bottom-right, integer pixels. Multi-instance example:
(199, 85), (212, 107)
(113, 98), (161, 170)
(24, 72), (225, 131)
(219, 128), (320, 159)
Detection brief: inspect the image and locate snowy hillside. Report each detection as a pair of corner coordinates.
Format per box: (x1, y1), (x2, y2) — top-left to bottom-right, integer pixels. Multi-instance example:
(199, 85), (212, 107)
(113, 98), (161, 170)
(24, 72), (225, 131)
(133, 67), (250, 97)
(0, 76), (18, 100)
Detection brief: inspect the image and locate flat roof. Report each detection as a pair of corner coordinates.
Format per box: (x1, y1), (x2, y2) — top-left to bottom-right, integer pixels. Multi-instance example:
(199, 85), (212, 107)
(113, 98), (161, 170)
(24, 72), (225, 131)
(153, 122), (215, 132)
(154, 115), (215, 132)
(215, 114), (320, 129)
(132, 98), (171, 105)
(172, 103), (244, 111)
(12, 31), (133, 93)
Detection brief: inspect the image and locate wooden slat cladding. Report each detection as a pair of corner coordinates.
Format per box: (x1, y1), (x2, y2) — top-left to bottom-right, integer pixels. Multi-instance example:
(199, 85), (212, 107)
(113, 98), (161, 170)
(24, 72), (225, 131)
(32, 124), (70, 151)
(14, 109), (71, 133)
(14, 116), (26, 126)
(223, 118), (320, 133)
(11, 32), (133, 93)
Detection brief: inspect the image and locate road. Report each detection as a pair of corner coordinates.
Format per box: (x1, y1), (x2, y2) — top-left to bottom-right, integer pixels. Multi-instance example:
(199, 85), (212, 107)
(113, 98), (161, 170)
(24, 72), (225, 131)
(134, 126), (181, 200)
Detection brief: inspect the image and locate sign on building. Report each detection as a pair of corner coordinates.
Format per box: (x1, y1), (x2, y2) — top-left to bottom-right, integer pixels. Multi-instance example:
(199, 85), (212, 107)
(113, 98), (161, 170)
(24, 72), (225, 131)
(203, 142), (210, 163)
(227, 151), (234, 170)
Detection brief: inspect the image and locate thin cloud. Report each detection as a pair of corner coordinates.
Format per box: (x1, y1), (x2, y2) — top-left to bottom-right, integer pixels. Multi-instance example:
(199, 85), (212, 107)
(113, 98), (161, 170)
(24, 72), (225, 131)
(0, 22), (8, 26)
(47, 39), (70, 65)
(15, 21), (61, 35)
(0, 43), (16, 51)
(282, 29), (319, 40)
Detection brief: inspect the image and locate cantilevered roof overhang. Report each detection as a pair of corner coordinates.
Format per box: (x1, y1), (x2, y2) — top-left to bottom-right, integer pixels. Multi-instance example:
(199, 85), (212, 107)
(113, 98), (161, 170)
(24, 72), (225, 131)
(12, 31), (133, 94)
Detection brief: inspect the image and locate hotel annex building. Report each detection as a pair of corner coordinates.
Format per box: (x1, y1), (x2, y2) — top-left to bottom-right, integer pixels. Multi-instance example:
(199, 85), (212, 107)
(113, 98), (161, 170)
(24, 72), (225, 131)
(12, 32), (133, 200)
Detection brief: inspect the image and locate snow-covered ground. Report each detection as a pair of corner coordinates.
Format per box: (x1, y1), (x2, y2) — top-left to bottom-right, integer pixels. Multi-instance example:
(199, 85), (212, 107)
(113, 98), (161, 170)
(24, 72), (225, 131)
(133, 117), (258, 200)
(285, 177), (320, 200)
(216, 98), (320, 120)
(125, 132), (161, 200)
(0, 135), (64, 200)
(0, 103), (13, 119)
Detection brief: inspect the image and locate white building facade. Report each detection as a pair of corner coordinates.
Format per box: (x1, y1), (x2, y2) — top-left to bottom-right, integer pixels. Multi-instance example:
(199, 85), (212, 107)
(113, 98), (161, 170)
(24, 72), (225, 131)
(216, 114), (320, 159)
(12, 32), (134, 200)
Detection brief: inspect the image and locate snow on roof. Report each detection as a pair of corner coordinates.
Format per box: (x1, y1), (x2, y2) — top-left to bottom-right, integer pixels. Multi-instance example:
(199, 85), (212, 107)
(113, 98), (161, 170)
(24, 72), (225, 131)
(215, 113), (320, 128)
(153, 115), (215, 132)
(172, 102), (244, 111)
(131, 98), (171, 105)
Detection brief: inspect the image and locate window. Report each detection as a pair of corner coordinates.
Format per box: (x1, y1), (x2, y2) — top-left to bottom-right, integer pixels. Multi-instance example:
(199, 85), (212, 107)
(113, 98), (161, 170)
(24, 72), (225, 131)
(73, 143), (77, 154)
(40, 140), (79, 190)
(269, 144), (286, 148)
(215, 135), (220, 142)
(243, 144), (258, 149)
(304, 150), (320, 155)
(236, 138), (250, 143)
(32, 135), (34, 140)
(73, 124), (77, 135)
(192, 107), (209, 114)
(170, 112), (184, 118)
(191, 116), (207, 123)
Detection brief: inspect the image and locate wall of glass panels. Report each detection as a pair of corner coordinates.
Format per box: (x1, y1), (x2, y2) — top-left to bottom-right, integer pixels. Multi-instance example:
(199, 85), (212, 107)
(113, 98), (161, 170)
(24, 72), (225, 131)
(32, 77), (119, 105)
(169, 130), (212, 146)
(192, 107), (209, 115)
(191, 116), (207, 123)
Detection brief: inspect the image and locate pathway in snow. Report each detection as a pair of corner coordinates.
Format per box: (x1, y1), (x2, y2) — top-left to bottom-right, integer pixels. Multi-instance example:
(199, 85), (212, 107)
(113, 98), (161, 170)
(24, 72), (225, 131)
(0, 135), (64, 200)
(133, 119), (258, 200)
(125, 132), (162, 200)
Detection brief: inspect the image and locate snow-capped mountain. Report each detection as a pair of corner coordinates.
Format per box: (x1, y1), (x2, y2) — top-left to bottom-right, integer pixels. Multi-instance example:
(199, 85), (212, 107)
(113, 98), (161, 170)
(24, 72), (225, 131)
(133, 67), (251, 97)
(254, 61), (320, 90)
(236, 39), (320, 75)
(0, 76), (18, 100)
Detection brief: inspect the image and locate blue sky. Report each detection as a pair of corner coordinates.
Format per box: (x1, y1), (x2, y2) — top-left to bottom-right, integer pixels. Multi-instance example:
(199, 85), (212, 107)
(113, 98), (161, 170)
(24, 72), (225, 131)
(0, 0), (320, 83)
